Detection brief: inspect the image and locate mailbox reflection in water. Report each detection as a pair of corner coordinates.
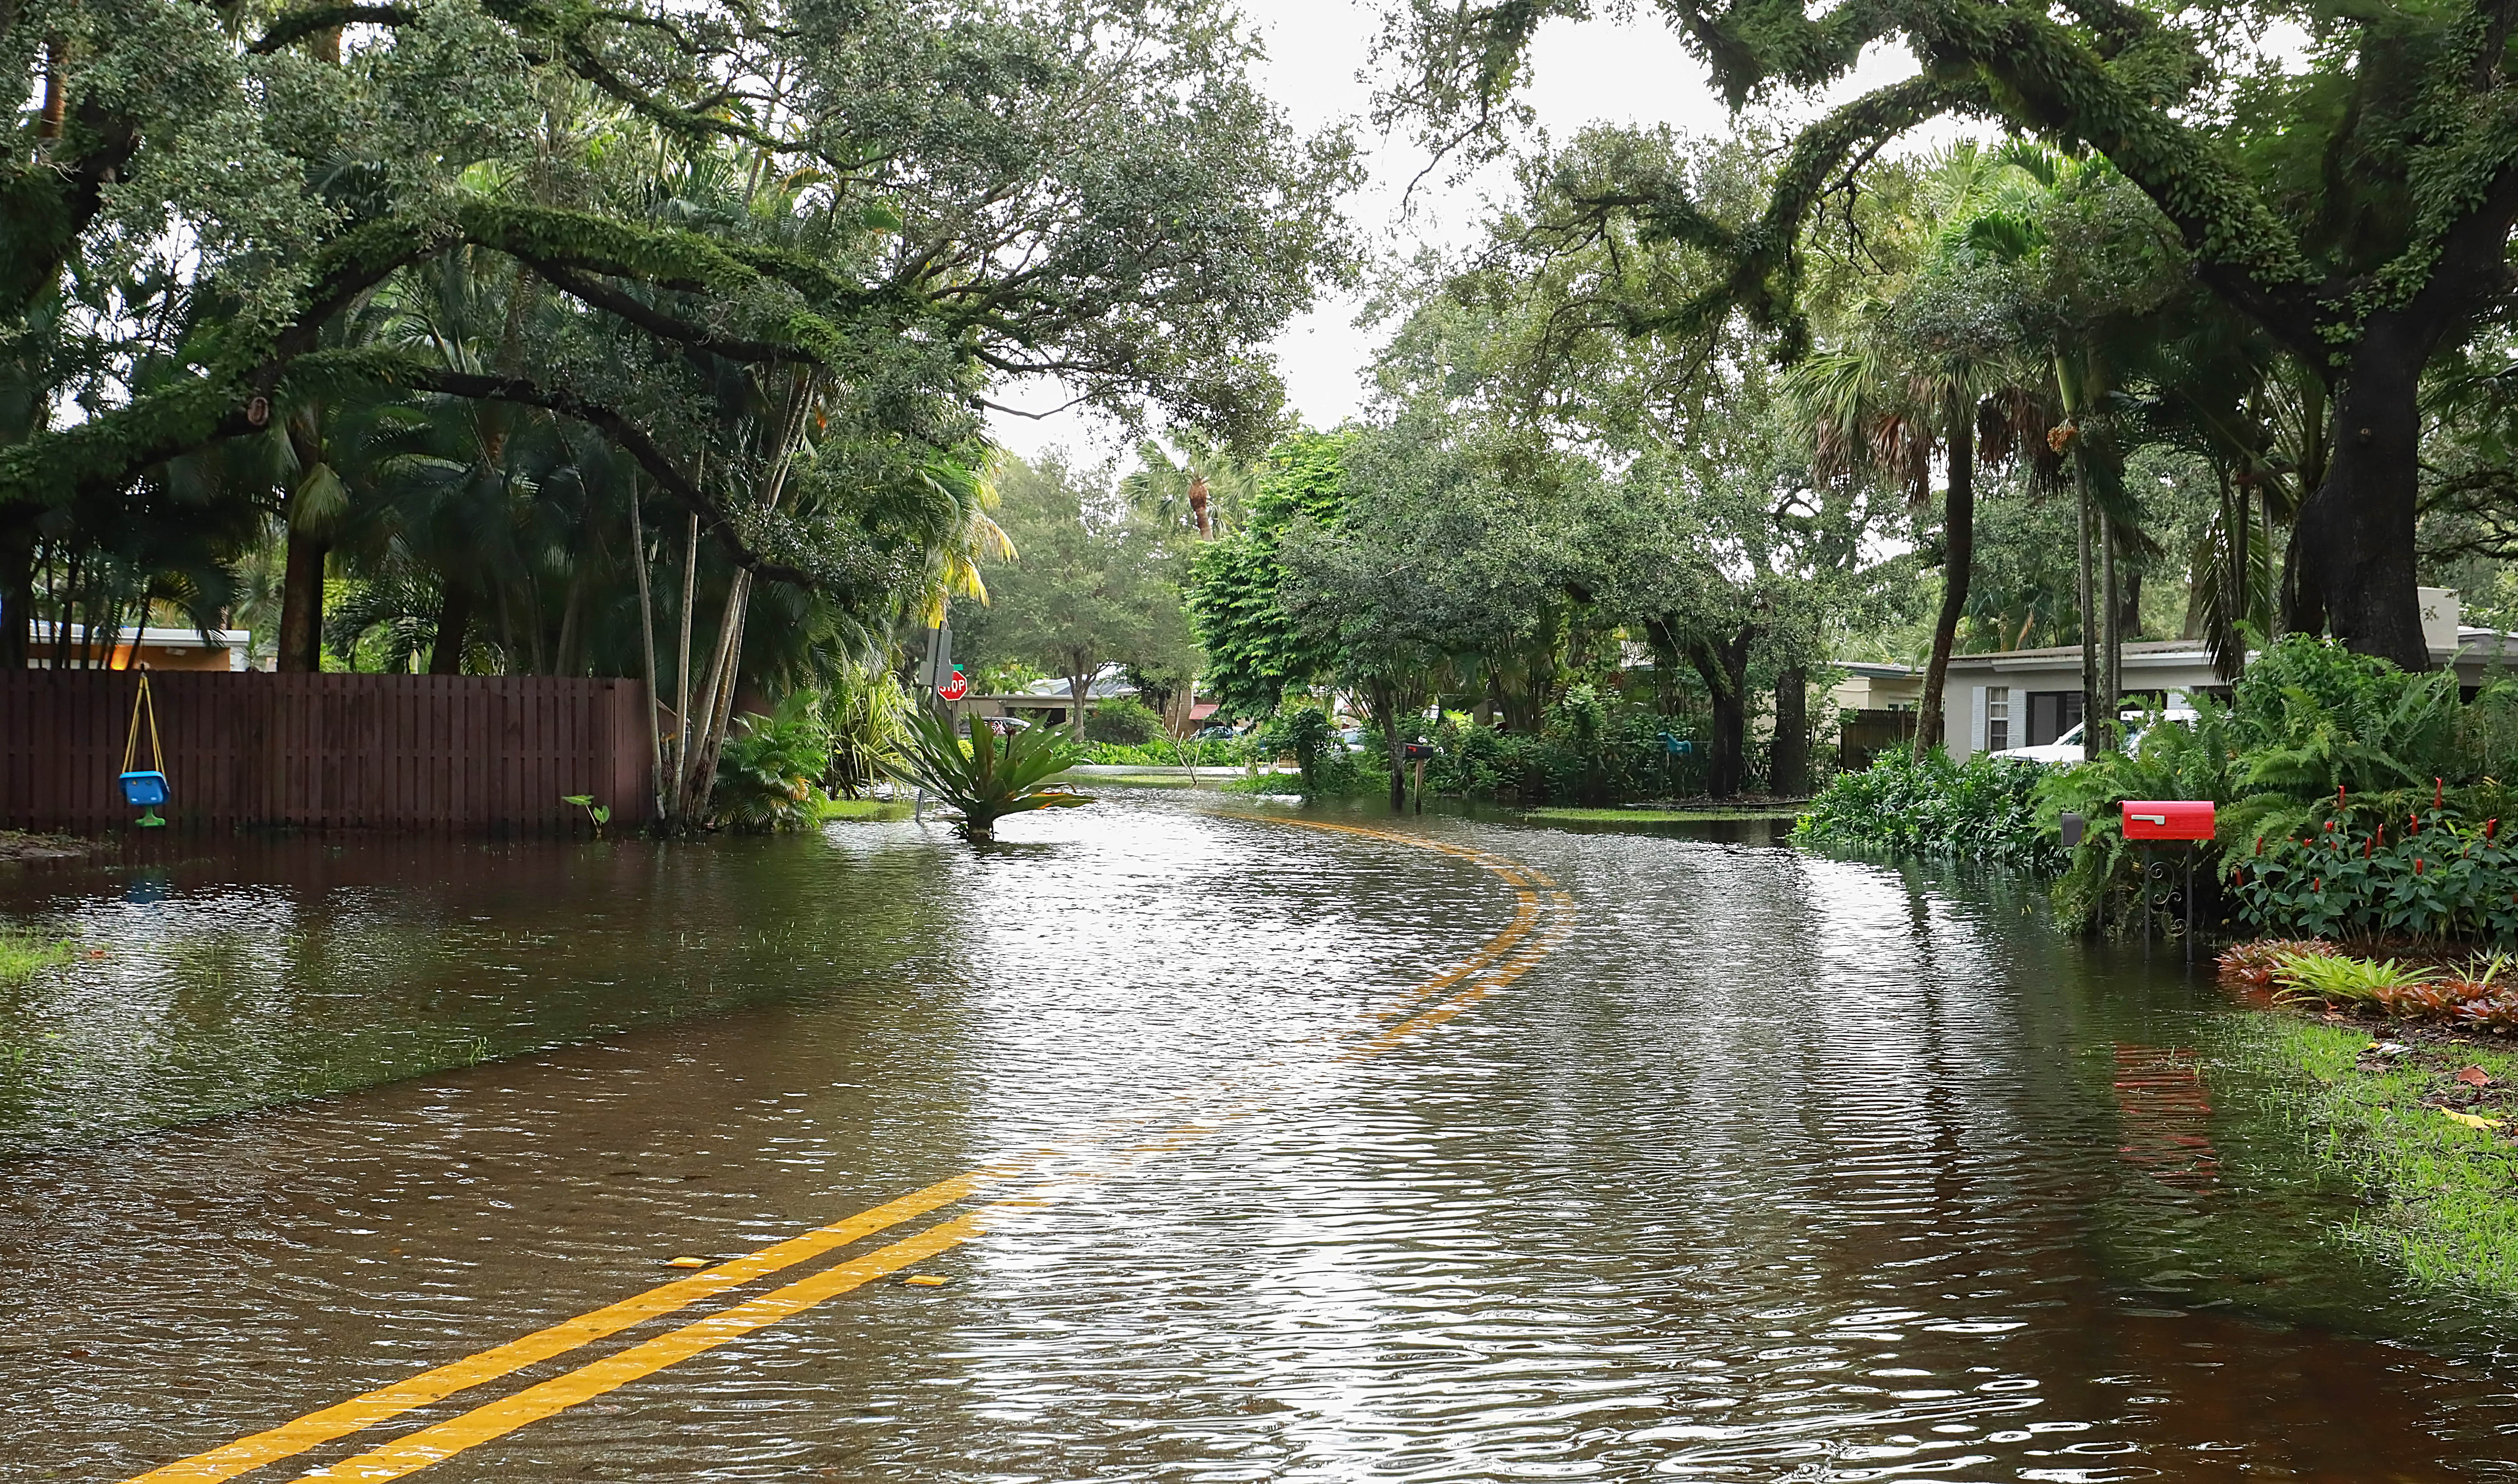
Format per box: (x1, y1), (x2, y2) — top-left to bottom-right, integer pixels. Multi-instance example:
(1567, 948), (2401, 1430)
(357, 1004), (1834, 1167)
(2121, 799), (2216, 841)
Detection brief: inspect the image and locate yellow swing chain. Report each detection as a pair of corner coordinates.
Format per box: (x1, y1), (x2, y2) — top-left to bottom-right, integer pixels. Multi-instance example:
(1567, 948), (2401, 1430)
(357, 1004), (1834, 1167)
(122, 670), (164, 775)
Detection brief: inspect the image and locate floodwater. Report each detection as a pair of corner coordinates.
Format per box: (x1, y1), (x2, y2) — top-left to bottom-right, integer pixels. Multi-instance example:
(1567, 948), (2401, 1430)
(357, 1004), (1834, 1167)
(2, 790), (2513, 1481)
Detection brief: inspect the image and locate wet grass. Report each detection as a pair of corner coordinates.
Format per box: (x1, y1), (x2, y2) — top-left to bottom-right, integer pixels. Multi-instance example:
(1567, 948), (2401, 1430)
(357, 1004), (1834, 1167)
(813, 798), (916, 822)
(0, 929), (74, 986)
(2261, 1019), (2518, 1296)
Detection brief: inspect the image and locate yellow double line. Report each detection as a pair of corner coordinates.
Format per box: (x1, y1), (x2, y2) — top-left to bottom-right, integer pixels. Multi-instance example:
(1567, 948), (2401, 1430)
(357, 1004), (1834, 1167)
(127, 818), (1571, 1484)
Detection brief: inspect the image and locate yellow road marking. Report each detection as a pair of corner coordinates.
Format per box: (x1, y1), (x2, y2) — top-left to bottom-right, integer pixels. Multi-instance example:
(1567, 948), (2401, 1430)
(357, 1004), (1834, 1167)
(124, 1174), (993, 1484)
(131, 815), (1570, 1484)
(289, 1214), (990, 1483)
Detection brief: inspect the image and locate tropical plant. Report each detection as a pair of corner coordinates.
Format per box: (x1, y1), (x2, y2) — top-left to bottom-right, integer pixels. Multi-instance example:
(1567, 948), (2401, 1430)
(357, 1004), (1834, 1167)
(825, 666), (915, 800)
(887, 710), (1093, 843)
(2269, 951), (2434, 1006)
(560, 795), (613, 836)
(1794, 748), (2058, 869)
(712, 694), (834, 832)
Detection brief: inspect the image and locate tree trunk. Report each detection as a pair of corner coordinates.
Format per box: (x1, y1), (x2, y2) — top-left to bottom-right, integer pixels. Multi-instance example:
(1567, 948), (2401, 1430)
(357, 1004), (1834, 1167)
(277, 530), (326, 673)
(1067, 672), (1092, 738)
(429, 580), (472, 674)
(1372, 677), (1404, 812)
(1685, 627), (1754, 799)
(2101, 517), (2121, 749)
(0, 516), (32, 668)
(1913, 385), (1974, 759)
(1770, 664), (1809, 797)
(2077, 457), (2100, 762)
(2286, 322), (2429, 668)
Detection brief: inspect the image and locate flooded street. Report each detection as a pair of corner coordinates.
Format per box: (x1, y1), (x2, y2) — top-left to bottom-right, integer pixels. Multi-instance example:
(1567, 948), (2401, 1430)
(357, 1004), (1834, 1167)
(5, 789), (2516, 1481)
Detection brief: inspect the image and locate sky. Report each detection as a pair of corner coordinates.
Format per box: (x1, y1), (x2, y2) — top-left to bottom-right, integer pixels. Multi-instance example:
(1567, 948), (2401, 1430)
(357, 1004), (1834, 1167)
(983, 1), (1938, 470)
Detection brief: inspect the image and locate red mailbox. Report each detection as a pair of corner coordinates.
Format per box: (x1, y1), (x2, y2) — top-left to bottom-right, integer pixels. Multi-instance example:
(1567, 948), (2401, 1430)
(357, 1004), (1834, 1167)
(2122, 799), (2215, 841)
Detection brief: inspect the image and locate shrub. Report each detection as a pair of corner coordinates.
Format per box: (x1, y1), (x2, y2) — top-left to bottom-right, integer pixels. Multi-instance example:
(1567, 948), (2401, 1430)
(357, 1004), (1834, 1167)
(2225, 805), (2518, 944)
(1083, 696), (1163, 744)
(713, 693), (833, 831)
(1793, 748), (2057, 869)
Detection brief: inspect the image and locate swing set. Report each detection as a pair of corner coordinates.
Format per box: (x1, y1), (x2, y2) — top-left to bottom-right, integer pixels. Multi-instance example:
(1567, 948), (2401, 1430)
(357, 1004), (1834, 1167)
(119, 671), (169, 827)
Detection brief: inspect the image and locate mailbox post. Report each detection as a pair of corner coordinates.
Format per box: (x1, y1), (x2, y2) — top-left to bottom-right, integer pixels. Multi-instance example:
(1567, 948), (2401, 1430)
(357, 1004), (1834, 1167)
(2121, 800), (2217, 963)
(1402, 741), (1435, 814)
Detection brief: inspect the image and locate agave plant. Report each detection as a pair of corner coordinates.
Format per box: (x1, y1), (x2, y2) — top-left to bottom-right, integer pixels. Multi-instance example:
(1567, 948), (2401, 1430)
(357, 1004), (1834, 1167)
(888, 709), (1093, 842)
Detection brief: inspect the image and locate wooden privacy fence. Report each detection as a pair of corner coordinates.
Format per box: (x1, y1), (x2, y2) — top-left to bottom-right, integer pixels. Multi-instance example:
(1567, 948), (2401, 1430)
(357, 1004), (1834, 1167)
(0, 672), (654, 834)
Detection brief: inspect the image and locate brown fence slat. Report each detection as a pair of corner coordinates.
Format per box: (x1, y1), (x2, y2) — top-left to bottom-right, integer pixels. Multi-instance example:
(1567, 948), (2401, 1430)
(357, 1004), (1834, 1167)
(0, 672), (653, 835)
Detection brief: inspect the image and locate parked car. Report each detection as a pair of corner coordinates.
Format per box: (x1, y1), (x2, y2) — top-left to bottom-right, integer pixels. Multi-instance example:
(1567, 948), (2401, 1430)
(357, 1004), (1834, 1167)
(979, 715), (1032, 735)
(1191, 723), (1236, 742)
(1336, 726), (1372, 752)
(1990, 707), (2196, 764)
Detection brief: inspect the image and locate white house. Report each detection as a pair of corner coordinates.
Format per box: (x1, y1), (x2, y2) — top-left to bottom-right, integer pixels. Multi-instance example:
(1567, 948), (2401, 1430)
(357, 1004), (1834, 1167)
(1940, 587), (2518, 760)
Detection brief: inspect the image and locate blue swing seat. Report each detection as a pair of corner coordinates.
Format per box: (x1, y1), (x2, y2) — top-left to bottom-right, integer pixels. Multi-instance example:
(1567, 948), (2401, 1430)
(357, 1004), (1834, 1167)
(120, 770), (169, 807)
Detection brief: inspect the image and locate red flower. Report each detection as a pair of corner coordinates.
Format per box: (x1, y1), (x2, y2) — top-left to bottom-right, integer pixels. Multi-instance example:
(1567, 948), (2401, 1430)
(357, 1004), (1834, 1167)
(2315, 877), (2324, 892)
(2491, 819), (2502, 842)
(2417, 858), (2427, 875)
(2437, 778), (2445, 809)
(2255, 835), (2265, 856)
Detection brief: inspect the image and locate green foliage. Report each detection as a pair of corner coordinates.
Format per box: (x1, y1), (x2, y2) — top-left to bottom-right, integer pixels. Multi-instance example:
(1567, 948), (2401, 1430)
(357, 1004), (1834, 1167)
(960, 454), (1199, 734)
(1185, 431), (1352, 719)
(1076, 738), (1236, 767)
(0, 929), (74, 988)
(886, 709), (1093, 842)
(559, 795), (613, 834)
(1082, 696), (1163, 745)
(711, 693), (832, 832)
(825, 666), (913, 800)
(2043, 637), (2518, 937)
(2229, 811), (2518, 946)
(1794, 749), (2058, 869)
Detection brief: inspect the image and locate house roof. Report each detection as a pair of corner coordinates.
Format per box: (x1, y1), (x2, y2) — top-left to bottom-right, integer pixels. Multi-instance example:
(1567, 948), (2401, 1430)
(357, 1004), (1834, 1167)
(1946, 639), (2216, 670)
(28, 621), (248, 647)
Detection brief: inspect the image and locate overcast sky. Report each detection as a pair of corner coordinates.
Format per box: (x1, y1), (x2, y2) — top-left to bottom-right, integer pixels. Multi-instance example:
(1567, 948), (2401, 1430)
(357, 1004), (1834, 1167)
(983, 2), (1935, 469)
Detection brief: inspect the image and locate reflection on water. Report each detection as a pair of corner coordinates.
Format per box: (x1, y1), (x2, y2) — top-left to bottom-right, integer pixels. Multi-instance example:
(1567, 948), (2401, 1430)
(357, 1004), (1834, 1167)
(2, 791), (2514, 1481)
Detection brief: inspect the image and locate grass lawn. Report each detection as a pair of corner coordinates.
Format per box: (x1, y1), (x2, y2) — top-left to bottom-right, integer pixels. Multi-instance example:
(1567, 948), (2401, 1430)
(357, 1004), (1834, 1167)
(2257, 1018), (2518, 1296)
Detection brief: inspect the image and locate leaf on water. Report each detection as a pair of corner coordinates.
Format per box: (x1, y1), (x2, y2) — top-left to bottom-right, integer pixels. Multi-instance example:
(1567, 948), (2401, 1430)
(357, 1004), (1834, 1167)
(903, 1274), (947, 1287)
(666, 1256), (710, 1268)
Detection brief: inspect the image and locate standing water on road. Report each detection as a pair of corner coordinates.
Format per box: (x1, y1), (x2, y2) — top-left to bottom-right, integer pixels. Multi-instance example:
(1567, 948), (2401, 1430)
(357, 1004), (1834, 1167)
(3, 789), (2512, 1481)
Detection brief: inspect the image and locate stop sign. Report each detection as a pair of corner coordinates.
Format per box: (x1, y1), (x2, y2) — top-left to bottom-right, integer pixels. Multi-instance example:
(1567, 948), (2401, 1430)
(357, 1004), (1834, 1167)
(935, 668), (970, 702)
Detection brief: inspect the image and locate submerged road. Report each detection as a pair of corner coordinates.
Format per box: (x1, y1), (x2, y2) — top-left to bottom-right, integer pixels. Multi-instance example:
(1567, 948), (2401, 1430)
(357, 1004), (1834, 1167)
(3, 793), (2516, 1479)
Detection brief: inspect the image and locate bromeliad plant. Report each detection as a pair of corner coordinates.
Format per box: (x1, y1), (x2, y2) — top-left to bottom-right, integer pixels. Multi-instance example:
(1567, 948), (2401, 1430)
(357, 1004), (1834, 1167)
(888, 710), (1094, 842)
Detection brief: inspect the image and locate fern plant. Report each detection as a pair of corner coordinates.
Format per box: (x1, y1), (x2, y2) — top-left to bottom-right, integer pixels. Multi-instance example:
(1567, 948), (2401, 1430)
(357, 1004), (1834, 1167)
(887, 709), (1093, 842)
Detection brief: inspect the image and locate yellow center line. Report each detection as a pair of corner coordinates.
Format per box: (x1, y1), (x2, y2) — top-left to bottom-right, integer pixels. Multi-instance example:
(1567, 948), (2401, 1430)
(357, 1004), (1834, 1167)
(131, 816), (1569, 1484)
(122, 1170), (1015, 1484)
(288, 1213), (995, 1483)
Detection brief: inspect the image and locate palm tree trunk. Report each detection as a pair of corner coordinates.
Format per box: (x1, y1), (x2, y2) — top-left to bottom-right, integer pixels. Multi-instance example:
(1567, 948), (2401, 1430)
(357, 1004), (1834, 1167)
(1913, 384), (1974, 760)
(2078, 469), (2098, 762)
(277, 530), (326, 673)
(428, 580), (471, 674)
